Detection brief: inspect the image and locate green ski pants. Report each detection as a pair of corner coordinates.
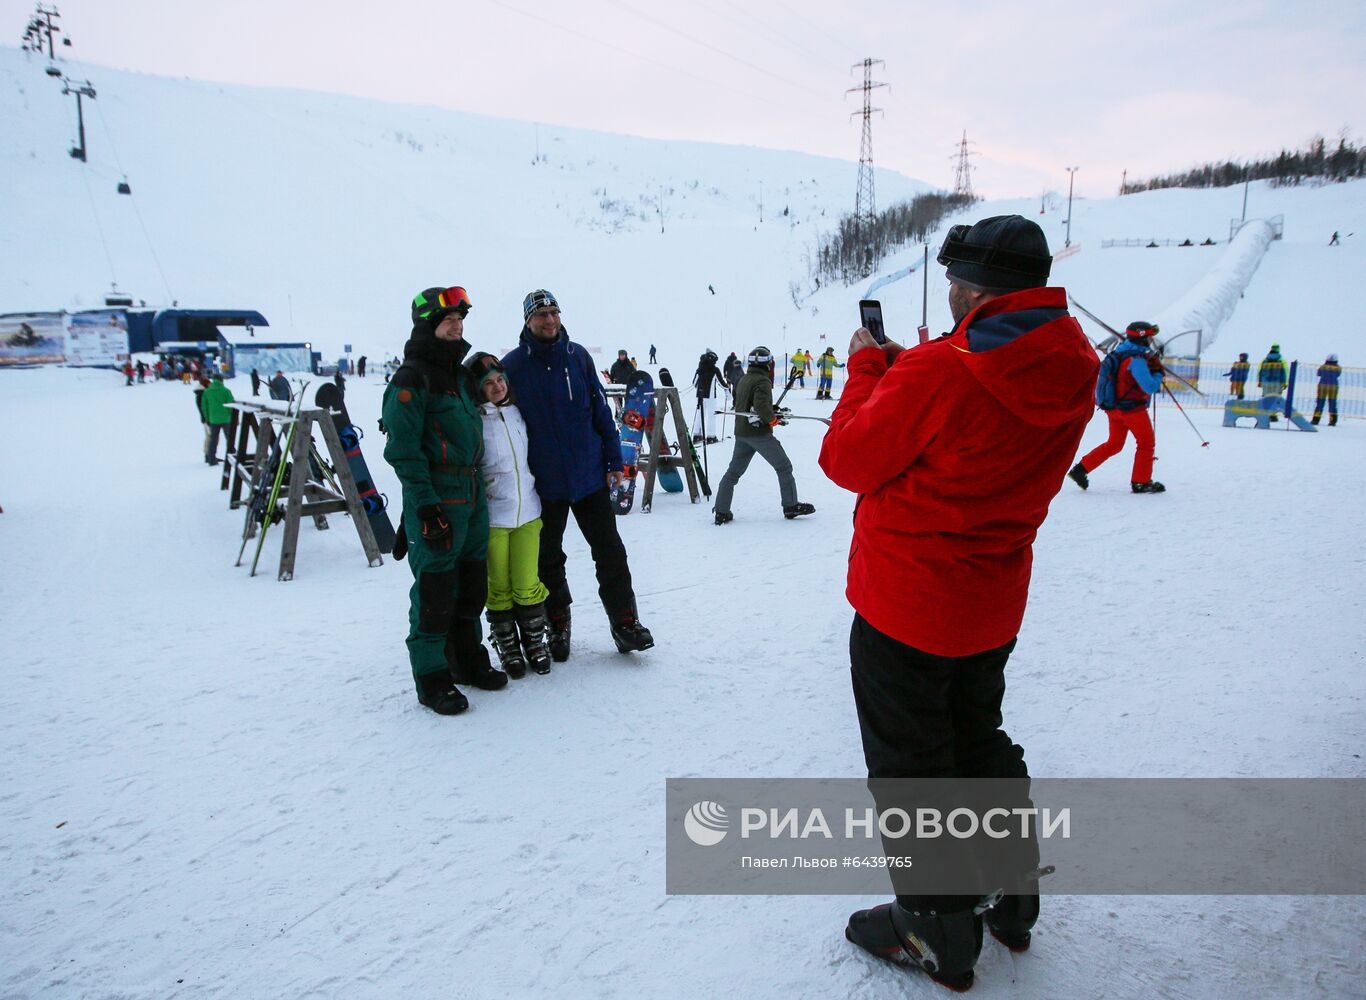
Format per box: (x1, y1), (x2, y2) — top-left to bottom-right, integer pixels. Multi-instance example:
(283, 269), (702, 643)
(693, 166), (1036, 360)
(403, 501), (489, 687)
(486, 519), (550, 612)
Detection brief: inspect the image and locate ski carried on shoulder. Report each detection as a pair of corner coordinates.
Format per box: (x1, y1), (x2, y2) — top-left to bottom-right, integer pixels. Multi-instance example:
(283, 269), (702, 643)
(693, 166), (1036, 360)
(1068, 296), (1206, 396)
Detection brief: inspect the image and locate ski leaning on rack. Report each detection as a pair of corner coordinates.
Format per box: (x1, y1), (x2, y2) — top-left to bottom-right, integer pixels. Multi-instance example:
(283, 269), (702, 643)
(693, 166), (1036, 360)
(236, 392), (300, 568)
(246, 381), (309, 576)
(656, 367), (710, 498)
(611, 370), (653, 515)
(315, 382), (396, 553)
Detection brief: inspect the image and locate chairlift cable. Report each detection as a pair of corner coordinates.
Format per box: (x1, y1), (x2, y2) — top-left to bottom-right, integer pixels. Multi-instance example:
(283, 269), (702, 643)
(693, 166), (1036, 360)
(91, 99), (175, 303)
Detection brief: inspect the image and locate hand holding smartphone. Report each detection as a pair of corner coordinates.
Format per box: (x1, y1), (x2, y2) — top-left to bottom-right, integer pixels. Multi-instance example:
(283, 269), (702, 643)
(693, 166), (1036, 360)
(858, 299), (886, 344)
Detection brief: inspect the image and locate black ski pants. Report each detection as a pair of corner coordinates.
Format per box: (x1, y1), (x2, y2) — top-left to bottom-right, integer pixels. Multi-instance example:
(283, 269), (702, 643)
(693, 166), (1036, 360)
(538, 487), (635, 618)
(849, 613), (1037, 909)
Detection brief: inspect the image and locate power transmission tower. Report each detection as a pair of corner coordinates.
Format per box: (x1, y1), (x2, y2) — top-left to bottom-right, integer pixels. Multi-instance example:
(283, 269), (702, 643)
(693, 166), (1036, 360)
(847, 58), (887, 276)
(951, 130), (977, 199)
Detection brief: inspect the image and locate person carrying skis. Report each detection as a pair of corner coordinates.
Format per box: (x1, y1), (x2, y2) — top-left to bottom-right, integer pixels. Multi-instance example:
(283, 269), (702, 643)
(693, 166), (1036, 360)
(1068, 321), (1167, 494)
(383, 285), (505, 717)
(692, 349), (727, 444)
(1258, 343), (1288, 400)
(501, 289), (654, 660)
(712, 345), (814, 525)
(467, 351), (554, 677)
(822, 215), (1097, 990)
(1312, 354), (1342, 426)
(200, 373), (235, 465)
(1223, 353), (1250, 399)
(814, 347), (844, 400)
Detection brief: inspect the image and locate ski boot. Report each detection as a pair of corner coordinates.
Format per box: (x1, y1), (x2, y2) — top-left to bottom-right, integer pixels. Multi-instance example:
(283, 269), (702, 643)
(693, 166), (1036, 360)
(548, 607), (572, 663)
(1311, 414), (1321, 425)
(416, 671), (469, 716)
(1067, 462), (1089, 490)
(609, 603), (654, 653)
(515, 603), (553, 675)
(783, 502), (816, 520)
(486, 611), (527, 680)
(845, 900), (982, 993)
(982, 888), (1040, 953)
(1131, 480), (1166, 494)
(714, 511), (734, 526)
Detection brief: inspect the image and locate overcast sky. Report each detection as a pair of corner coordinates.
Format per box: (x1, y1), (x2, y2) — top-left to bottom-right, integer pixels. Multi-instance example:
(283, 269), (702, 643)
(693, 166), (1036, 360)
(10, 0), (1364, 199)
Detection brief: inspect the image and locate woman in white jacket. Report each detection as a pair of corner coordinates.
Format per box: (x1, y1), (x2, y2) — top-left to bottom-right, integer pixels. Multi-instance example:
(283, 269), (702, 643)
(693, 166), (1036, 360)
(467, 352), (553, 676)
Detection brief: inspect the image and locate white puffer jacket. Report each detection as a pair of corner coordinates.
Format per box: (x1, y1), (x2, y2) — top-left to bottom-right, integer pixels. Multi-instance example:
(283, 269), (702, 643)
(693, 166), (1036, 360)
(479, 401), (542, 529)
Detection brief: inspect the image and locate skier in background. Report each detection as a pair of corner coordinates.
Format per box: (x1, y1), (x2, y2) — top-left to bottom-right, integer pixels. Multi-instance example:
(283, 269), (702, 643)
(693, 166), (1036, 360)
(789, 348), (809, 387)
(723, 351), (744, 388)
(1069, 321), (1167, 494)
(383, 284), (504, 717)
(358, 355), (367, 378)
(692, 349), (727, 444)
(200, 373), (235, 465)
(1312, 354), (1342, 426)
(1258, 344), (1288, 400)
(648, 344), (657, 364)
(609, 349), (635, 385)
(1223, 353), (1249, 399)
(268, 370), (291, 401)
(814, 347), (844, 400)
(250, 367), (261, 397)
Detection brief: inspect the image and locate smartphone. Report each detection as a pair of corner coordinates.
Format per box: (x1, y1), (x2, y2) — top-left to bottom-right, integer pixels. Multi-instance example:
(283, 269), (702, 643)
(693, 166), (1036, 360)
(859, 299), (886, 344)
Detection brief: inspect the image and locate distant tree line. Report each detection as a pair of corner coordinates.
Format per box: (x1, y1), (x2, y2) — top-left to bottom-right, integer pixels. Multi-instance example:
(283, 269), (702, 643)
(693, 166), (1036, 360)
(812, 191), (977, 285)
(1122, 134), (1365, 194)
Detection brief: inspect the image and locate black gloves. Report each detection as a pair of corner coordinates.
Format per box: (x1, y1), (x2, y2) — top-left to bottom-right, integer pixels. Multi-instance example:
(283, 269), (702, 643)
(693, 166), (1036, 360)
(417, 504), (452, 551)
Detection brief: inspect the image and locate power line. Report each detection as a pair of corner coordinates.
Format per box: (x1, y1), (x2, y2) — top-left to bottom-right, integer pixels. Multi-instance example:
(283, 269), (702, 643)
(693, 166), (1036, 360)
(601, 0), (833, 103)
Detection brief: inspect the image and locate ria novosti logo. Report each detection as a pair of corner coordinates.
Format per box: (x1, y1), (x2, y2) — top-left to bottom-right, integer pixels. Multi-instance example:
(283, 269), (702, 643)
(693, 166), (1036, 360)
(683, 801), (729, 846)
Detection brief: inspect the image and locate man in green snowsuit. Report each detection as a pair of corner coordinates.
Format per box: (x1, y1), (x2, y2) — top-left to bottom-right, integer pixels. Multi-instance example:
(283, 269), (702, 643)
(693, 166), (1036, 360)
(383, 285), (505, 716)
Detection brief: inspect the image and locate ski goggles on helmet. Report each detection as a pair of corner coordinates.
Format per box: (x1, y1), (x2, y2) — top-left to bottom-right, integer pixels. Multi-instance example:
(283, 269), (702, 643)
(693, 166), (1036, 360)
(467, 352), (504, 384)
(414, 286), (473, 322)
(936, 224), (1053, 280)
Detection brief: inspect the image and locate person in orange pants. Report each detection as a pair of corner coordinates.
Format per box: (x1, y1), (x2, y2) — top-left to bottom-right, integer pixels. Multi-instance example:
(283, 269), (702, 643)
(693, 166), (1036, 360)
(1068, 322), (1166, 493)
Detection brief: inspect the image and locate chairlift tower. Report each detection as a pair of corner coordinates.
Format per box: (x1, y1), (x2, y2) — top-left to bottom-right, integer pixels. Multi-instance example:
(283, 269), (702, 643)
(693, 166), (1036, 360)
(951, 130), (977, 199)
(61, 77), (95, 162)
(847, 58), (887, 274)
(29, 3), (62, 61)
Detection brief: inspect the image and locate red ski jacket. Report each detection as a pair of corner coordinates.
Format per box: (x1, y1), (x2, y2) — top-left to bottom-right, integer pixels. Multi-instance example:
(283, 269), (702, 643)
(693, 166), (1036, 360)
(819, 287), (1098, 657)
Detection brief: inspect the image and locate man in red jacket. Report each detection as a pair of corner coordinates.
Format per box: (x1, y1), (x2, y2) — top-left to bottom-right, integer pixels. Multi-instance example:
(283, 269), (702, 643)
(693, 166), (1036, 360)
(820, 215), (1097, 990)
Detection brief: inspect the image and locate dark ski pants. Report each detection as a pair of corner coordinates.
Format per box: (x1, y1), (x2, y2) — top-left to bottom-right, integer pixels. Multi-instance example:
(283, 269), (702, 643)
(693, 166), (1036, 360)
(849, 614), (1038, 910)
(403, 501), (489, 687)
(538, 487), (635, 618)
(713, 434), (797, 514)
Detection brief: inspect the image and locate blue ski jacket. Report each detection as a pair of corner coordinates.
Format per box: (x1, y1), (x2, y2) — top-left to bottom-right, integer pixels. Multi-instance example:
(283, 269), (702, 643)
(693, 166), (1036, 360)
(502, 325), (623, 503)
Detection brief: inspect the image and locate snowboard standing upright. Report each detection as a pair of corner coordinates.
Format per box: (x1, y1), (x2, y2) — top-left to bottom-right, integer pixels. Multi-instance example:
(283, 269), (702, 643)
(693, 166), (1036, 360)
(611, 370), (653, 515)
(315, 382), (396, 551)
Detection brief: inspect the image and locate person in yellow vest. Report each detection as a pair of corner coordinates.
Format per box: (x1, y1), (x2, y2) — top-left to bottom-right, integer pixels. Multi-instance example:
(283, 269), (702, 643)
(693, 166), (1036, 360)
(815, 347), (845, 400)
(789, 349), (809, 388)
(1312, 354), (1342, 426)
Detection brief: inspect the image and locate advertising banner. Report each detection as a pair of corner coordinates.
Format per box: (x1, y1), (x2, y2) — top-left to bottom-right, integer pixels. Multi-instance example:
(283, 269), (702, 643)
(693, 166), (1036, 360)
(0, 312), (66, 366)
(66, 310), (130, 368)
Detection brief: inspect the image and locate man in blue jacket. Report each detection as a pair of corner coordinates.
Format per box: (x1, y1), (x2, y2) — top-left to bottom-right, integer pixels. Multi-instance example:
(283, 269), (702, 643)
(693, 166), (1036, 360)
(501, 290), (654, 659)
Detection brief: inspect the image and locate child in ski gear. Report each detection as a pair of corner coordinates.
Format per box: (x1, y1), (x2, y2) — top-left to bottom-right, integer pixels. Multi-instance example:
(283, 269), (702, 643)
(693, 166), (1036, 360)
(1069, 322), (1166, 493)
(1312, 354), (1342, 426)
(468, 351), (553, 677)
(200, 374), (235, 465)
(383, 285), (503, 716)
(692, 350), (727, 443)
(1223, 353), (1250, 399)
(815, 347), (844, 400)
(712, 346), (814, 525)
(500, 289), (653, 660)
(822, 215), (1097, 990)
(1258, 344), (1288, 398)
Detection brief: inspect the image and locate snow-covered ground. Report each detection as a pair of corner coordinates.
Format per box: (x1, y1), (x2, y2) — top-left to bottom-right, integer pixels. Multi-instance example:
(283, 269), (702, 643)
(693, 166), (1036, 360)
(3, 43), (1365, 1000)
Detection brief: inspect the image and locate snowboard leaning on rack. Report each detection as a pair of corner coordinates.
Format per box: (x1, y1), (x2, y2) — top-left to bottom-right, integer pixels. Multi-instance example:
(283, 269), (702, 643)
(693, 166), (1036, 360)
(611, 371), (652, 515)
(315, 383), (396, 551)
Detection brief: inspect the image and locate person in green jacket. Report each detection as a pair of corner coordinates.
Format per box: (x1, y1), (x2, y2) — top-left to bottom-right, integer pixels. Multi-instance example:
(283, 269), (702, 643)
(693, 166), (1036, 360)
(382, 285), (504, 716)
(200, 374), (234, 465)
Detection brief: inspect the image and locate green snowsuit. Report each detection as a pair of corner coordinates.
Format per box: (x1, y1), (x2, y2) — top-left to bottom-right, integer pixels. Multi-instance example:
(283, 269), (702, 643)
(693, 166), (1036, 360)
(381, 330), (489, 690)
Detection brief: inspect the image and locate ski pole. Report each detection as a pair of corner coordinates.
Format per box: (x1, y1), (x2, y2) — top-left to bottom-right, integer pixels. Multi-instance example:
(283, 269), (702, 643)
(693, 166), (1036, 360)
(1162, 385), (1210, 447)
